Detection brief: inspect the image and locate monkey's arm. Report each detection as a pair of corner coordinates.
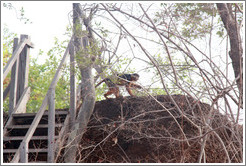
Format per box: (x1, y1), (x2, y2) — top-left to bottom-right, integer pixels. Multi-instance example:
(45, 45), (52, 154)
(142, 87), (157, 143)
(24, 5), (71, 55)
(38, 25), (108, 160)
(130, 82), (142, 89)
(125, 82), (142, 96)
(126, 85), (134, 96)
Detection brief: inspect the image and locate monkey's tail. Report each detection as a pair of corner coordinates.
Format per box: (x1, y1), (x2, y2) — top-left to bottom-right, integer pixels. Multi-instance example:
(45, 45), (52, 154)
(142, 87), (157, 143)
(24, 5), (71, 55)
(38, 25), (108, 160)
(95, 79), (105, 88)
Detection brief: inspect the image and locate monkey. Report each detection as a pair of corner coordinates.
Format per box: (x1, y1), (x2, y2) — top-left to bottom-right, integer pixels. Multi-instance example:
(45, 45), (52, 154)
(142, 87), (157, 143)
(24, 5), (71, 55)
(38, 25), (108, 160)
(95, 73), (142, 99)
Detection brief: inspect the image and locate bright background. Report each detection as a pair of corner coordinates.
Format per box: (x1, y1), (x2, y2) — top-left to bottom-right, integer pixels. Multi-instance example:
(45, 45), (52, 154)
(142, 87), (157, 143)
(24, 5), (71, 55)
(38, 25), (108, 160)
(1, 1), (73, 61)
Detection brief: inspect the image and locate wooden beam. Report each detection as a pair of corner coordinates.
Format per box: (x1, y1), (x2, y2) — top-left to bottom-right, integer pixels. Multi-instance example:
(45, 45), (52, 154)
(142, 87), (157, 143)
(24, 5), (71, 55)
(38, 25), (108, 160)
(3, 38), (30, 80)
(21, 35), (30, 89)
(5, 123), (63, 130)
(10, 149), (20, 163)
(16, 35), (30, 113)
(49, 39), (72, 89)
(20, 141), (28, 163)
(13, 87), (30, 114)
(3, 135), (59, 141)
(21, 95), (48, 148)
(3, 87), (30, 137)
(25, 40), (34, 48)
(5, 148), (47, 153)
(12, 110), (68, 117)
(10, 38), (72, 163)
(48, 89), (55, 163)
(9, 38), (19, 115)
(3, 83), (10, 101)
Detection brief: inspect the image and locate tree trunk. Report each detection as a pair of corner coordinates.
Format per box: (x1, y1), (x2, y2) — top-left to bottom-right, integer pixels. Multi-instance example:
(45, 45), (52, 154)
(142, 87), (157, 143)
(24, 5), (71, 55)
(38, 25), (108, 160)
(216, 3), (243, 102)
(64, 3), (96, 163)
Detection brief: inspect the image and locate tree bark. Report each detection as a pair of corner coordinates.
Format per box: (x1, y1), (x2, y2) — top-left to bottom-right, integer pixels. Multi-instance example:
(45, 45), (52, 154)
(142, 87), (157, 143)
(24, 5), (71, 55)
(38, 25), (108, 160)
(216, 3), (243, 102)
(64, 3), (96, 163)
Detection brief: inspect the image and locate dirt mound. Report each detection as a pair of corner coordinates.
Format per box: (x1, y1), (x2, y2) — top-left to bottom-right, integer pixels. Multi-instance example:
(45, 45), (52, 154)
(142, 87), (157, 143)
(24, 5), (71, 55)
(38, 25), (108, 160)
(61, 95), (242, 163)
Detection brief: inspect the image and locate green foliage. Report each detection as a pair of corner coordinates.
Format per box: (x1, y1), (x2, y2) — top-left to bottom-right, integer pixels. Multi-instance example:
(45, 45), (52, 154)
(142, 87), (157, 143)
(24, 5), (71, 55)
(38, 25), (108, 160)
(149, 88), (167, 96)
(156, 3), (238, 39)
(74, 20), (84, 37)
(3, 25), (17, 67)
(3, 28), (73, 113)
(95, 21), (109, 38)
(26, 38), (71, 112)
(146, 3), (244, 97)
(3, 25), (17, 113)
(146, 52), (197, 96)
(76, 38), (101, 69)
(173, 3), (216, 39)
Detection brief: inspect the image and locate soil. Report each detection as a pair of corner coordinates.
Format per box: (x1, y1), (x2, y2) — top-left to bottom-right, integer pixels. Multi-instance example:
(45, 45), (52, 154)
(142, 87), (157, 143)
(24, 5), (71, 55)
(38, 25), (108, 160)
(59, 95), (243, 163)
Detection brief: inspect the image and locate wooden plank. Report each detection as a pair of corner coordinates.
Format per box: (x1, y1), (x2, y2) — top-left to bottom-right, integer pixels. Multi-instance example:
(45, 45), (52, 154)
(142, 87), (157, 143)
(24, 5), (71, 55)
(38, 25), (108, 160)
(48, 89), (55, 163)
(22, 35), (30, 89)
(3, 83), (10, 101)
(12, 110), (68, 117)
(69, 42), (76, 128)
(3, 87), (30, 137)
(5, 123), (63, 129)
(29, 161), (47, 163)
(20, 141), (28, 163)
(20, 95), (48, 146)
(3, 38), (30, 80)
(49, 38), (72, 89)
(10, 38), (72, 163)
(10, 149), (20, 162)
(3, 116), (13, 137)
(4, 148), (48, 153)
(13, 87), (30, 114)
(16, 35), (30, 113)
(9, 38), (19, 115)
(3, 135), (59, 141)
(25, 40), (34, 48)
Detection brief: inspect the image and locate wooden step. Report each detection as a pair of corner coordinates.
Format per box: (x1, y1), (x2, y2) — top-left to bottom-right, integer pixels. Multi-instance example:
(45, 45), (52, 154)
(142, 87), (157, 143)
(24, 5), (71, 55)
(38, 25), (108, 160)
(3, 148), (48, 153)
(12, 110), (68, 117)
(3, 109), (68, 163)
(3, 135), (59, 141)
(29, 161), (47, 163)
(12, 111), (68, 125)
(5, 123), (63, 129)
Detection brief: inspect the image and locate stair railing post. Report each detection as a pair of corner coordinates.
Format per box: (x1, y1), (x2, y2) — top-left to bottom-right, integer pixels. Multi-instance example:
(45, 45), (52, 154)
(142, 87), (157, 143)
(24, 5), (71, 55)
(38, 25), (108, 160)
(8, 38), (19, 115)
(16, 34), (30, 113)
(20, 141), (28, 163)
(48, 88), (55, 163)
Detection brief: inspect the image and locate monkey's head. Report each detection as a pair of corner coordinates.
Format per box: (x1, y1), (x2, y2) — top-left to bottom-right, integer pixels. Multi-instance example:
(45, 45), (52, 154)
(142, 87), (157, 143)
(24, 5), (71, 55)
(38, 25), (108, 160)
(131, 73), (140, 81)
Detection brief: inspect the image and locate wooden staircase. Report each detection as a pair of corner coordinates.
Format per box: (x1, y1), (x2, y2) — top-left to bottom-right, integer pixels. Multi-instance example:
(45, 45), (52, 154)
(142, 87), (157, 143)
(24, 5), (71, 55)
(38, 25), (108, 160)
(3, 110), (68, 163)
(3, 34), (76, 163)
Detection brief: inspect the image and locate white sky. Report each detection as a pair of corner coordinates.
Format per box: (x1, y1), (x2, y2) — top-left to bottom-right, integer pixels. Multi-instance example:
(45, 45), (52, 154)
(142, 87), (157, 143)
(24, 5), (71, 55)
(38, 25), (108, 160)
(1, 1), (73, 59)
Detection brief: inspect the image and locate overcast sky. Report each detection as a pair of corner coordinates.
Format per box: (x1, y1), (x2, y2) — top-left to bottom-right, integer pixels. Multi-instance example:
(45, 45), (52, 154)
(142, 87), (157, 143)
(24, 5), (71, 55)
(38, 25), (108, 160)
(1, 1), (73, 60)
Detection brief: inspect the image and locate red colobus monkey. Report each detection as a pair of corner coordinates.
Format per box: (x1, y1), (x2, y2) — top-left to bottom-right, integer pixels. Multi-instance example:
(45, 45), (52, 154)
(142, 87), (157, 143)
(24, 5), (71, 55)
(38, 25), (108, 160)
(95, 73), (142, 99)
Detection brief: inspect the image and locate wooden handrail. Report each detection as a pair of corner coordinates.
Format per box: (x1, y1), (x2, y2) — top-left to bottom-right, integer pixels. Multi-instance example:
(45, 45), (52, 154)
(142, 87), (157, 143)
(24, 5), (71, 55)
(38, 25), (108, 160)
(3, 83), (10, 101)
(8, 38), (19, 115)
(48, 88), (55, 162)
(3, 38), (30, 80)
(11, 38), (72, 163)
(13, 87), (31, 114)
